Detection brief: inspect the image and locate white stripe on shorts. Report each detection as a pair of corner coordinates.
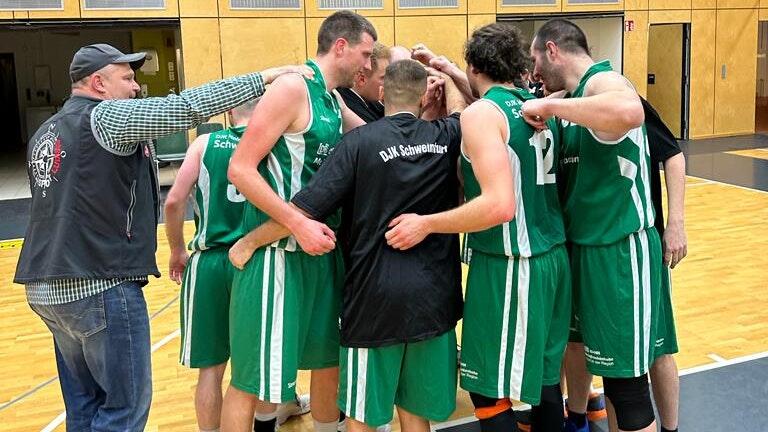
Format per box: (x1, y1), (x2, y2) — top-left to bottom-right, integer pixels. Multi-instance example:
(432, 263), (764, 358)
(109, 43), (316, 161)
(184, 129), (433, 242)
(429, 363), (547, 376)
(509, 257), (530, 400)
(497, 256), (515, 396)
(259, 248), (272, 399)
(345, 349), (354, 418)
(270, 249), (286, 402)
(629, 234), (641, 377)
(182, 252), (200, 366)
(639, 230), (651, 373)
(355, 348), (368, 422)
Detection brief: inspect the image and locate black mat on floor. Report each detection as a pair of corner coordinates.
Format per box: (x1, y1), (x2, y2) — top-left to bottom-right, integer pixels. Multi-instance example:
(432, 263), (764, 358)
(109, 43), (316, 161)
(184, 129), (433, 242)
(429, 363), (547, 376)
(0, 188), (194, 241)
(437, 357), (768, 432)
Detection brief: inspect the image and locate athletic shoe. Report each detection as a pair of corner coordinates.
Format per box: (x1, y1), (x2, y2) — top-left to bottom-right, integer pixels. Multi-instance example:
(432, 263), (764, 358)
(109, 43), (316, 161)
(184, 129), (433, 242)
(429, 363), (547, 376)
(276, 394), (311, 426)
(564, 417), (590, 432)
(585, 392), (607, 422)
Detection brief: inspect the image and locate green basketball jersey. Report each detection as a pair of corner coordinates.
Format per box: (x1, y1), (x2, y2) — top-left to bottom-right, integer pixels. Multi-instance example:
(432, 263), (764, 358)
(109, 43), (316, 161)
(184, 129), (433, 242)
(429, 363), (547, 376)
(241, 60), (343, 252)
(189, 126), (247, 251)
(558, 60), (655, 246)
(462, 86), (566, 258)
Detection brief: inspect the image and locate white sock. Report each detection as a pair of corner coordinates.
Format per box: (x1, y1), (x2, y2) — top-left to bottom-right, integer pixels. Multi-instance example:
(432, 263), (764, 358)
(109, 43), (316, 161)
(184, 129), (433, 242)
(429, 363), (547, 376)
(255, 410), (278, 422)
(314, 419), (339, 432)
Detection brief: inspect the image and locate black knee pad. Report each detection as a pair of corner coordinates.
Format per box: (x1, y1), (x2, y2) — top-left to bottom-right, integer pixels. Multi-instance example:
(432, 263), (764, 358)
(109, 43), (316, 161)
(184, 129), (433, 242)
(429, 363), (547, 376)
(469, 392), (500, 408)
(603, 375), (655, 431)
(469, 393), (517, 432)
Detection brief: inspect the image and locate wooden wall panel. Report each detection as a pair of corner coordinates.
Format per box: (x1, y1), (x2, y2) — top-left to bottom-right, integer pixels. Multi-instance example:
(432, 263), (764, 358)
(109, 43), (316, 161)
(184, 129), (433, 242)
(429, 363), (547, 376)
(180, 18), (222, 87)
(714, 8), (758, 135)
(717, 0), (759, 8)
(626, 0), (649, 9)
(220, 18), (307, 76)
(649, 9), (691, 23)
(689, 9), (716, 137)
(563, 0), (624, 13)
(395, 15), (467, 67)
(648, 0), (690, 9)
(219, 0), (305, 18)
(691, 0), (716, 8)
(468, 0), (494, 14)
(179, 0), (218, 17)
(80, 1), (179, 18)
(623, 10), (649, 97)
(394, 0), (466, 16)
(497, 0), (561, 14)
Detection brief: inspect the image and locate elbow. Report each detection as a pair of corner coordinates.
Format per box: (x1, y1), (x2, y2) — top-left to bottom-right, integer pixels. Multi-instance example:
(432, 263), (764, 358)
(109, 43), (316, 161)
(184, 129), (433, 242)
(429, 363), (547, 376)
(491, 200), (516, 225)
(164, 196), (182, 213)
(227, 162), (244, 187)
(621, 102), (645, 130)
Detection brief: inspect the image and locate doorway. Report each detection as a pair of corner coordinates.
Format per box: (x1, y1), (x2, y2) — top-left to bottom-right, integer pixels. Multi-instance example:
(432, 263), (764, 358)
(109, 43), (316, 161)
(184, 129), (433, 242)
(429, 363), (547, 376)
(646, 23), (691, 140)
(0, 54), (22, 153)
(756, 22), (768, 133)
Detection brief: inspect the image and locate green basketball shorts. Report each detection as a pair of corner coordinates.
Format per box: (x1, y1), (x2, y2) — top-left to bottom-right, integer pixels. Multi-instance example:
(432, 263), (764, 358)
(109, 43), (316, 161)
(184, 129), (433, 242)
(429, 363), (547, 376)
(459, 245), (571, 405)
(229, 247), (344, 403)
(339, 330), (458, 427)
(179, 248), (235, 368)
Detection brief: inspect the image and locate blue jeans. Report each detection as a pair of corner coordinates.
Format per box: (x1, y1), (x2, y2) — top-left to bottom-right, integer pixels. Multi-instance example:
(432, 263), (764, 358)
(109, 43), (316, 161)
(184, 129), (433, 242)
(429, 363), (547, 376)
(30, 282), (152, 432)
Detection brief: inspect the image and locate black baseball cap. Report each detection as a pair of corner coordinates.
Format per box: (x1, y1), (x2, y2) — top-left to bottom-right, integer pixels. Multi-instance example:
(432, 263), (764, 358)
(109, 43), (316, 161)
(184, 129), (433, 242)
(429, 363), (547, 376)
(69, 43), (146, 83)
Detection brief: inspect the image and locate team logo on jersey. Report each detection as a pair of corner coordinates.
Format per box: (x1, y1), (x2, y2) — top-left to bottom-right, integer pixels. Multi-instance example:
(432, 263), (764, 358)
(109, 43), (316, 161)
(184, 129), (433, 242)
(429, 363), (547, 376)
(29, 123), (67, 198)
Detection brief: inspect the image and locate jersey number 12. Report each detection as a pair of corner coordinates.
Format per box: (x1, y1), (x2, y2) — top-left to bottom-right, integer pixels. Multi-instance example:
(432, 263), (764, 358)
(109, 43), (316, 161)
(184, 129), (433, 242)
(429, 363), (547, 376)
(529, 130), (556, 185)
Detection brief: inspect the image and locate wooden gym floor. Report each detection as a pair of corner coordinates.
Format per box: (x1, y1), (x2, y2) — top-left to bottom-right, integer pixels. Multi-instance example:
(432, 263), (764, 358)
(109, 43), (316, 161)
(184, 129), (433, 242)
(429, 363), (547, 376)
(0, 145), (766, 431)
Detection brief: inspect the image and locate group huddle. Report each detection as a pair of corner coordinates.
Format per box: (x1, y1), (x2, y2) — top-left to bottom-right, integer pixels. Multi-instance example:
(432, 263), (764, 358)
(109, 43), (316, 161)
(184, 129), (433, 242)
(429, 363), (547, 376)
(164, 11), (685, 432)
(16, 8), (686, 432)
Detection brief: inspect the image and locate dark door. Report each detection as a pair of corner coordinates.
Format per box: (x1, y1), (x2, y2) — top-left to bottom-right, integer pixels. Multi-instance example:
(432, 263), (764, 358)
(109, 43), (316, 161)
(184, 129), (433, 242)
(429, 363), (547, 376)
(0, 54), (22, 151)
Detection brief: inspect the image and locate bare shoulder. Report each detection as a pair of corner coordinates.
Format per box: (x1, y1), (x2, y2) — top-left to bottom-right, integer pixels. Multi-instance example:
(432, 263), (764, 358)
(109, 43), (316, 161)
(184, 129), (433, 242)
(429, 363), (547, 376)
(267, 73), (307, 98)
(584, 70), (637, 96)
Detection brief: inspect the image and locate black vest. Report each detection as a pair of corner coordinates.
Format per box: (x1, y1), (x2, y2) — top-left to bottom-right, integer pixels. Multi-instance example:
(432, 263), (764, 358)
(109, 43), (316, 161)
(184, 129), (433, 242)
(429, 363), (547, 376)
(15, 96), (160, 283)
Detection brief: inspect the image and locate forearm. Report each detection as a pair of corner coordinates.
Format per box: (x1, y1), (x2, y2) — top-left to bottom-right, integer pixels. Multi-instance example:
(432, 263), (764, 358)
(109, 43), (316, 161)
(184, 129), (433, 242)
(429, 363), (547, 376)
(444, 65), (475, 104)
(548, 91), (642, 135)
(239, 220), (291, 250)
(663, 153), (686, 224)
(164, 203), (187, 253)
(426, 195), (513, 235)
(93, 72), (266, 153)
(444, 78), (467, 114)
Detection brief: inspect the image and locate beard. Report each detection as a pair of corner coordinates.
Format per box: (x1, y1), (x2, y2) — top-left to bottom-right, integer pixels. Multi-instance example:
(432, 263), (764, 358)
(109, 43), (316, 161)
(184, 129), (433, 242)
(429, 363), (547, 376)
(538, 57), (566, 93)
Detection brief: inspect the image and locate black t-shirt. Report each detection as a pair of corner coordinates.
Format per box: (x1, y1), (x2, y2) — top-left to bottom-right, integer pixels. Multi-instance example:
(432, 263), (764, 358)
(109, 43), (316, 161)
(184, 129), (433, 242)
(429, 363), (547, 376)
(642, 97), (682, 236)
(292, 112), (463, 348)
(337, 87), (385, 123)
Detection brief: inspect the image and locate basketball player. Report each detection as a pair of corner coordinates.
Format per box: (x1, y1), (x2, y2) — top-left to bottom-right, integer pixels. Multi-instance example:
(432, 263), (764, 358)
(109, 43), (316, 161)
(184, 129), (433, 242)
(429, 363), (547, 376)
(220, 10), (377, 432)
(385, 23), (571, 432)
(523, 19), (661, 432)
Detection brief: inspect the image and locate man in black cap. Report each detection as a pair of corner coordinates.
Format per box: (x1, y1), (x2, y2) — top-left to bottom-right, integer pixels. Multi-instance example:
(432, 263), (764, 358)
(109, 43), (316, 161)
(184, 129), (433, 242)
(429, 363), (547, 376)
(13, 43), (309, 431)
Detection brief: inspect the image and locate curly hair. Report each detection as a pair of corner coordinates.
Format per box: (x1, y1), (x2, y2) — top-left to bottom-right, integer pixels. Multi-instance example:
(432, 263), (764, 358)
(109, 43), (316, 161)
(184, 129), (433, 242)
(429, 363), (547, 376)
(464, 23), (530, 83)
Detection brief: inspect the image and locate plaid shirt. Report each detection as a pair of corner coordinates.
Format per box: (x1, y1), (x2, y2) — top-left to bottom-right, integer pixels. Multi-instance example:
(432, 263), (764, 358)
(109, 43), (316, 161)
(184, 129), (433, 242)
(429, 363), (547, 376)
(26, 72), (267, 305)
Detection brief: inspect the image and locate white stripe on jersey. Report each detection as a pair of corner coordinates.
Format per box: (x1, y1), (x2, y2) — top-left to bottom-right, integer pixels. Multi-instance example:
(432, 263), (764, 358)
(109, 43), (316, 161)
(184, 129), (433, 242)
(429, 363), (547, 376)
(509, 256), (530, 400)
(182, 252), (201, 366)
(345, 349), (354, 418)
(284, 134), (307, 252)
(195, 145), (211, 250)
(618, 156), (646, 232)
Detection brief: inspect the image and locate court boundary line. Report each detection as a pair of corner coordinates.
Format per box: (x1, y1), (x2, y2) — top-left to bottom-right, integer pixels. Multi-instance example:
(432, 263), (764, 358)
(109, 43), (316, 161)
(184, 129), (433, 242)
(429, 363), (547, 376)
(431, 350), (768, 431)
(0, 295), (179, 413)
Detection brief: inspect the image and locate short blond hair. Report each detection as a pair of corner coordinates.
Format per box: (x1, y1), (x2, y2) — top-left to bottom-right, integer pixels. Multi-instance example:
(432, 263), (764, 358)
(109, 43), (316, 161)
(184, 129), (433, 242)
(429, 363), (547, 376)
(367, 42), (391, 74)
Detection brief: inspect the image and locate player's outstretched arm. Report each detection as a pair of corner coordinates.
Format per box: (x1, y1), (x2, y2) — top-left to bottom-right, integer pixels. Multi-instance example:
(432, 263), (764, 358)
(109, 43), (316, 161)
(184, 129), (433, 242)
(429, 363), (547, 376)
(228, 74), (335, 255)
(385, 102), (515, 250)
(663, 153), (687, 268)
(164, 134), (206, 284)
(520, 71), (644, 140)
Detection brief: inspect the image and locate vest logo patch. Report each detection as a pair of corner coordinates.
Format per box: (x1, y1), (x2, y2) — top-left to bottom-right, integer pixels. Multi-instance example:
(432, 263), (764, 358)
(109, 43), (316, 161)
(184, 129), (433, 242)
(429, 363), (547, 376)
(29, 123), (67, 198)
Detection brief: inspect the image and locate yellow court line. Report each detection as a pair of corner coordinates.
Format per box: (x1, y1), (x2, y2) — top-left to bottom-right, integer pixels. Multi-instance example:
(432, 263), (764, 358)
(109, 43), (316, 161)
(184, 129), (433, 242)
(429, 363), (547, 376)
(0, 239), (23, 249)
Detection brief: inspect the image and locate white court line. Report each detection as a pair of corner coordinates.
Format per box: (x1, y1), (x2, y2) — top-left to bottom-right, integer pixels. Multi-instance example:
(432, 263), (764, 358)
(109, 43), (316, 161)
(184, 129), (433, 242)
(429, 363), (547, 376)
(40, 329), (181, 432)
(687, 175), (768, 195)
(432, 350), (768, 431)
(707, 353), (727, 363)
(686, 180), (715, 187)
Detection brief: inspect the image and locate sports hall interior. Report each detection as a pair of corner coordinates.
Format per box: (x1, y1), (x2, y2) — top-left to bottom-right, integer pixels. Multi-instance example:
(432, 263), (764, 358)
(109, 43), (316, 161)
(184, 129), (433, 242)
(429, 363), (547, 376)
(0, 0), (766, 431)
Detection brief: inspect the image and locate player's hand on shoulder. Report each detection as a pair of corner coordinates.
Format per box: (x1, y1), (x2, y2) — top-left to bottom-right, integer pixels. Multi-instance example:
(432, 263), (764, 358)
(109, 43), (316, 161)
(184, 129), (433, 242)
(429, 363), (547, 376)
(520, 98), (552, 131)
(293, 218), (336, 256)
(168, 248), (190, 285)
(261, 64), (314, 84)
(229, 238), (256, 271)
(385, 213), (431, 251)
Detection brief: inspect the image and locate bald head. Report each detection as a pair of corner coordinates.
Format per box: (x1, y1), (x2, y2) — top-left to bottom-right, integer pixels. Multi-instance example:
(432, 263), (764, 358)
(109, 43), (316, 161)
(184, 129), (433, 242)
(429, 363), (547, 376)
(389, 46), (413, 62)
